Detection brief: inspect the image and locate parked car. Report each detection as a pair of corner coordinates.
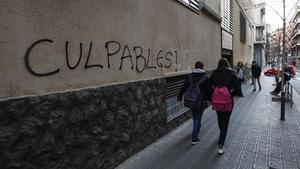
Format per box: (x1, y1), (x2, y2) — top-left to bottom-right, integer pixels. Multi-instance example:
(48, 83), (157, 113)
(264, 65), (296, 77)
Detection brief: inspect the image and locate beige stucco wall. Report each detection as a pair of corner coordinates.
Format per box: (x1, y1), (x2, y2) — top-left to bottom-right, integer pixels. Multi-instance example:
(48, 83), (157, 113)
(232, 0), (253, 66)
(0, 0), (221, 98)
(201, 0), (221, 15)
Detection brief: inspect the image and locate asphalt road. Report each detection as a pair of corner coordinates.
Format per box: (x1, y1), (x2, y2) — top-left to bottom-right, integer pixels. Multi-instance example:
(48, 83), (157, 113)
(290, 68), (300, 94)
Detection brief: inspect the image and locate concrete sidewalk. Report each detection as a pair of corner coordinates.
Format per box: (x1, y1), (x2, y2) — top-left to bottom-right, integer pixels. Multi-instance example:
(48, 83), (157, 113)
(116, 75), (300, 169)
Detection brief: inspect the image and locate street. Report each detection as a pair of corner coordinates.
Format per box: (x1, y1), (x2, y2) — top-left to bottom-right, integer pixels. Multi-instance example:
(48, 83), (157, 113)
(1, 1), (300, 169)
(289, 67), (300, 95)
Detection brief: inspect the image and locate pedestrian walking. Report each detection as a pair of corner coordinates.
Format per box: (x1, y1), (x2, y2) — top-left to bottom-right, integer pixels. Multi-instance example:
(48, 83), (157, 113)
(236, 61), (245, 83)
(177, 61), (211, 145)
(251, 61), (262, 92)
(210, 58), (243, 155)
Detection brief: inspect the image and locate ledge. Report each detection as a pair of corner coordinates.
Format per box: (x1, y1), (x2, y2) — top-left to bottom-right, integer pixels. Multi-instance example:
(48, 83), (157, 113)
(164, 69), (214, 78)
(164, 70), (192, 78)
(200, 2), (222, 23)
(175, 1), (221, 23)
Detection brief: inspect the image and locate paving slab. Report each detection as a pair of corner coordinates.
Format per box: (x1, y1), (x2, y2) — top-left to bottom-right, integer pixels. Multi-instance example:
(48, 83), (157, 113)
(116, 75), (300, 169)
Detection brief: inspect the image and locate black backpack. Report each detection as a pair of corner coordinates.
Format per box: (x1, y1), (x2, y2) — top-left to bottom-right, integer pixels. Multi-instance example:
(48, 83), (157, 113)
(184, 75), (208, 109)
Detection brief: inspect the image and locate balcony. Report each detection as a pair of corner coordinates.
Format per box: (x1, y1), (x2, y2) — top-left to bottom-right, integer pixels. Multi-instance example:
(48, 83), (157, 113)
(292, 43), (300, 49)
(292, 18), (300, 29)
(291, 9), (300, 24)
(292, 28), (300, 39)
(254, 36), (266, 44)
(292, 38), (300, 46)
(255, 23), (265, 28)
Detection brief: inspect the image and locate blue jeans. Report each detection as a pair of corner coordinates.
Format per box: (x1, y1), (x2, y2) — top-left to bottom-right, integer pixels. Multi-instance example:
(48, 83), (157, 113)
(191, 108), (204, 139)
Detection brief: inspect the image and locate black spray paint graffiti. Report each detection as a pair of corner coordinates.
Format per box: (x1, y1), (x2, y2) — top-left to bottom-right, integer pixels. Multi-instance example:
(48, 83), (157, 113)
(105, 41), (178, 73)
(24, 39), (60, 76)
(24, 39), (178, 77)
(65, 41), (104, 69)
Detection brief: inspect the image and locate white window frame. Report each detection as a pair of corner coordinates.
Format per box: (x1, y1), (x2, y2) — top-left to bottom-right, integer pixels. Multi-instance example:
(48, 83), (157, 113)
(177, 0), (201, 13)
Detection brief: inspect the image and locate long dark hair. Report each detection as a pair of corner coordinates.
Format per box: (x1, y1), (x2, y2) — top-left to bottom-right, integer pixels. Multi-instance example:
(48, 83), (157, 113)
(217, 58), (230, 69)
(237, 61), (243, 68)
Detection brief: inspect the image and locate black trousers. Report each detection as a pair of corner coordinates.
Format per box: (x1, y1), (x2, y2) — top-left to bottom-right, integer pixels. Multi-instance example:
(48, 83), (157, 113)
(273, 81), (283, 94)
(216, 111), (232, 146)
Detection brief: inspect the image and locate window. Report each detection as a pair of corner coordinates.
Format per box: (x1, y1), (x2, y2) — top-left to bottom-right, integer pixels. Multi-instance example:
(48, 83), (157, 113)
(221, 0), (233, 32)
(261, 8), (265, 15)
(248, 25), (253, 46)
(165, 75), (189, 121)
(240, 12), (246, 43)
(178, 0), (201, 12)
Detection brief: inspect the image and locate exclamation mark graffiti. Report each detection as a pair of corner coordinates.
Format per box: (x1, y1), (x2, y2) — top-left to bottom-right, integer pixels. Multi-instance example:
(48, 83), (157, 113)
(175, 50), (178, 72)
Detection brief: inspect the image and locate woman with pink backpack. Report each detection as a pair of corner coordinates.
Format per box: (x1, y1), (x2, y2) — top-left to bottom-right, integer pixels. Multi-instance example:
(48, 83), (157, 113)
(210, 58), (243, 155)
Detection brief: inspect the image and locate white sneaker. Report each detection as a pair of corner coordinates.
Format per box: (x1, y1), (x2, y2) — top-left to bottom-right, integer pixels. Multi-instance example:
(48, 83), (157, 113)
(191, 138), (200, 145)
(218, 145), (225, 155)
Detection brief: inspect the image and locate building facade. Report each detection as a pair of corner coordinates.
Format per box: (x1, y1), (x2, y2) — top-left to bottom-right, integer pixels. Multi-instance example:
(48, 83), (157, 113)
(233, 0), (255, 66)
(221, 0), (254, 67)
(252, 0), (266, 67)
(270, 28), (283, 64)
(265, 23), (272, 63)
(221, 0), (234, 64)
(290, 4), (300, 67)
(0, 1), (221, 169)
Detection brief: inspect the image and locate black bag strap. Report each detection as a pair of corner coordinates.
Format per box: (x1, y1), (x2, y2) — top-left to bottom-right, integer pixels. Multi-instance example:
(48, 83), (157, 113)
(214, 72), (233, 88)
(189, 74), (208, 87)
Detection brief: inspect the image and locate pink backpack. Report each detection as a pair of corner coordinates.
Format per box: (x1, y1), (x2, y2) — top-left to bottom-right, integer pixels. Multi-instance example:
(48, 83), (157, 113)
(211, 86), (232, 112)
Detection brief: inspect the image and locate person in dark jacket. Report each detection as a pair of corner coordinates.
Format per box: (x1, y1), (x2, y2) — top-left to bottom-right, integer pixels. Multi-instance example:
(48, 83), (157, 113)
(251, 61), (262, 92)
(177, 61), (211, 145)
(210, 58), (243, 155)
(270, 67), (292, 95)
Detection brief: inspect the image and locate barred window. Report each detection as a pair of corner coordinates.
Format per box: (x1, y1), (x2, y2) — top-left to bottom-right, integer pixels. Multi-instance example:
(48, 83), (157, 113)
(165, 75), (189, 122)
(178, 0), (201, 12)
(221, 0), (233, 33)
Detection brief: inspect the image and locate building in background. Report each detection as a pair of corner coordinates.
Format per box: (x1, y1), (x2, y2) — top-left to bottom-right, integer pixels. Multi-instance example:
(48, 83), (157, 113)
(286, 22), (294, 56)
(269, 23), (293, 66)
(252, 0), (266, 67)
(290, 4), (300, 67)
(270, 28), (283, 64)
(265, 23), (272, 64)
